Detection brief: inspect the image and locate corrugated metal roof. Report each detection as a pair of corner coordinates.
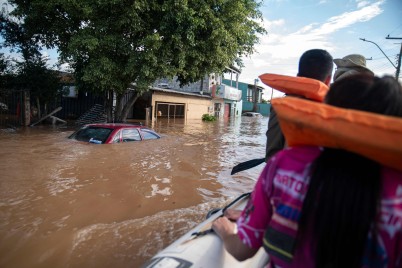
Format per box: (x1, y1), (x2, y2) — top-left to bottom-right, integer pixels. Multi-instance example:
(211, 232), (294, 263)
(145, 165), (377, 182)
(150, 86), (212, 99)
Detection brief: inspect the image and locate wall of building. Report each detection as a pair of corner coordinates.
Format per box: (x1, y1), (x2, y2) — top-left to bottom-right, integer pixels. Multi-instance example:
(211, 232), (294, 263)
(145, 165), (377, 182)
(212, 99), (225, 119)
(235, 100), (243, 117)
(151, 92), (212, 121)
(153, 74), (219, 95)
(222, 79), (271, 116)
(259, 103), (271, 116)
(242, 102), (271, 116)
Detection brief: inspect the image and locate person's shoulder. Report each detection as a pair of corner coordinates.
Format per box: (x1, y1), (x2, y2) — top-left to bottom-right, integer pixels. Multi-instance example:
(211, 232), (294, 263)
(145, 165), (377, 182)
(381, 166), (402, 199)
(272, 146), (321, 168)
(278, 146), (321, 158)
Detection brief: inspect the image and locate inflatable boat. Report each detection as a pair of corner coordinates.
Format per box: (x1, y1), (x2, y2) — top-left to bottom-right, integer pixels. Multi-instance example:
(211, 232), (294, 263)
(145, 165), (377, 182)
(142, 193), (269, 268)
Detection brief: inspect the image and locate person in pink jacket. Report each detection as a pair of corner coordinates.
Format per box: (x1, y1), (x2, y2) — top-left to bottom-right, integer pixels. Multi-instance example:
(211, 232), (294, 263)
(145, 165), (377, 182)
(212, 74), (402, 268)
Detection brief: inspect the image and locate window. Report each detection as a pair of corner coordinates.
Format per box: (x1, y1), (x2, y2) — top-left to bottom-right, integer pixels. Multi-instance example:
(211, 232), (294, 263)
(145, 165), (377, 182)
(73, 127), (112, 143)
(63, 86), (77, 98)
(112, 131), (121, 143)
(122, 129), (141, 142)
(247, 88), (253, 102)
(141, 129), (160, 140)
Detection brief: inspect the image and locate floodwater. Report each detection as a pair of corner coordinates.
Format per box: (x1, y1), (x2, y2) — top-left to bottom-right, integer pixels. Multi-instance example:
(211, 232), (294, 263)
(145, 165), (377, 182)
(0, 116), (267, 268)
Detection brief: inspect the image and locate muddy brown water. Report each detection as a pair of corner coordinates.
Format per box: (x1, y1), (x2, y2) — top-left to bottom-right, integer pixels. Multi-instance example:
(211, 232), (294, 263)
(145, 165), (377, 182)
(0, 117), (267, 268)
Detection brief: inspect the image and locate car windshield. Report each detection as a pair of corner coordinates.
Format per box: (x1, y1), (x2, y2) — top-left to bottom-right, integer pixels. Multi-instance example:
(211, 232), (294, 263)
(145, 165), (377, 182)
(71, 127), (113, 144)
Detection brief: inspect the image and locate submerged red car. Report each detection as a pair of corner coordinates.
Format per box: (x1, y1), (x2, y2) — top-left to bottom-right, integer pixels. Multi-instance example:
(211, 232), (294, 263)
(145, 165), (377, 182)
(68, 123), (161, 144)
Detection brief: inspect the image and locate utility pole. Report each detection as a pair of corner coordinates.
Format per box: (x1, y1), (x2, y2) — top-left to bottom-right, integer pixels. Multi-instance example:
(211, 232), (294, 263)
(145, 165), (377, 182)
(253, 79), (258, 112)
(386, 35), (402, 80)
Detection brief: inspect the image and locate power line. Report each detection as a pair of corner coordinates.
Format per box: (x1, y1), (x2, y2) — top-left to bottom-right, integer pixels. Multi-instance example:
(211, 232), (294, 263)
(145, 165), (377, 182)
(387, 23), (402, 36)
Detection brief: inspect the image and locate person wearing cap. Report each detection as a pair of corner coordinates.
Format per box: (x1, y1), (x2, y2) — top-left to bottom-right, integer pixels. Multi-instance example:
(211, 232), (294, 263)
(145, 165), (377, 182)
(333, 54), (374, 81)
(265, 49), (334, 162)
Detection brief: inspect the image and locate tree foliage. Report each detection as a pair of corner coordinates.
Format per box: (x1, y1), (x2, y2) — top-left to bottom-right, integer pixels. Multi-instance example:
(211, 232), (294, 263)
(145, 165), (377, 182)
(15, 58), (63, 117)
(0, 11), (63, 118)
(0, 55), (64, 118)
(4, 0), (266, 122)
(0, 53), (12, 88)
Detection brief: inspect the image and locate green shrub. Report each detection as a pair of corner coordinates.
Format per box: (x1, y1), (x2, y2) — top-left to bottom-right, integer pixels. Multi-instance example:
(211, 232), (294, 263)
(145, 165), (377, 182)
(202, 114), (217, 121)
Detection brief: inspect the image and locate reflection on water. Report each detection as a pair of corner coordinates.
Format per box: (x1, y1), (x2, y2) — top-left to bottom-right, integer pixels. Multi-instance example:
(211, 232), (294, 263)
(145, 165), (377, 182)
(0, 116), (267, 267)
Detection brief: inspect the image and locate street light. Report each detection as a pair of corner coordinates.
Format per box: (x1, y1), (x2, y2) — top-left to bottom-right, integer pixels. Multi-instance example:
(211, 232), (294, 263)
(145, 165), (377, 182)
(359, 38), (397, 69)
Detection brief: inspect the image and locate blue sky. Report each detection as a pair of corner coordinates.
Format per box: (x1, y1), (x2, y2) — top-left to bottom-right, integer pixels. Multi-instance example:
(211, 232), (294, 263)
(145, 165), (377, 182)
(1, 0), (401, 99)
(239, 0), (402, 98)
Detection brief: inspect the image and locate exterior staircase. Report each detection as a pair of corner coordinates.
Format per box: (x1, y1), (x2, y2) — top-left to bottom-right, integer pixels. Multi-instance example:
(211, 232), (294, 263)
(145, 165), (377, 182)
(75, 104), (107, 125)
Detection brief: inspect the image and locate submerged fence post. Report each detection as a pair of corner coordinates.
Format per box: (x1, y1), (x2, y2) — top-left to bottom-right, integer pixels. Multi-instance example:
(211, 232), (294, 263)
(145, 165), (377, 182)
(23, 90), (30, 126)
(145, 107), (150, 126)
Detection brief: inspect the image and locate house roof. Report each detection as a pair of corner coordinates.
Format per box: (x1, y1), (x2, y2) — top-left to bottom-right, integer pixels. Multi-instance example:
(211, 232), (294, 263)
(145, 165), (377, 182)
(247, 83), (264, 91)
(58, 71), (75, 83)
(226, 65), (241, 74)
(150, 86), (212, 99)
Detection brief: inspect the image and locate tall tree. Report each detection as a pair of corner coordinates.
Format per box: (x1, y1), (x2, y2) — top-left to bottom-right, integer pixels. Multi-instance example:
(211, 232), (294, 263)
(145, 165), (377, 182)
(0, 53), (12, 89)
(5, 0), (266, 122)
(14, 57), (63, 118)
(0, 53), (13, 109)
(1, 9), (62, 118)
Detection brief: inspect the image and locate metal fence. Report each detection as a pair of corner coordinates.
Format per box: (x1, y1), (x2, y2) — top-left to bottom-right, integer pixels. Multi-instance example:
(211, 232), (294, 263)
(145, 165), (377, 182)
(0, 89), (26, 128)
(0, 89), (145, 128)
(0, 89), (106, 128)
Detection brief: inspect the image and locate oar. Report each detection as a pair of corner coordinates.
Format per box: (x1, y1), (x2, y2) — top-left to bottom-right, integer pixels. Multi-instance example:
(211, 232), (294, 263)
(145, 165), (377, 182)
(231, 158), (266, 175)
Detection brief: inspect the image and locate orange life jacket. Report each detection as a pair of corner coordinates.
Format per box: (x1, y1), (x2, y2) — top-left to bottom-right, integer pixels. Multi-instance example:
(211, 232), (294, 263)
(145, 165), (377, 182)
(271, 97), (402, 172)
(259, 73), (329, 102)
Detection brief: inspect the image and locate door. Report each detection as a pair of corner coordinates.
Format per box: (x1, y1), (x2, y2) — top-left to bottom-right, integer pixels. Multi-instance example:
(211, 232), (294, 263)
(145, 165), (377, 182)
(224, 103), (230, 118)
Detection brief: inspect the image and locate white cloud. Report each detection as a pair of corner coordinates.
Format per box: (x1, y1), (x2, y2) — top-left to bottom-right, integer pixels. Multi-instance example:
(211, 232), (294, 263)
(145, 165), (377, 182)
(356, 0), (371, 8)
(263, 19), (285, 29)
(0, 0), (15, 12)
(311, 1), (384, 35)
(297, 24), (318, 34)
(239, 0), (385, 90)
(265, 0), (287, 3)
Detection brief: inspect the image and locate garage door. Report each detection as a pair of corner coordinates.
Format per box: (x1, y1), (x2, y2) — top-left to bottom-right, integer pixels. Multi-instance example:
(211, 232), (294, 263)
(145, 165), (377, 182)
(155, 102), (185, 119)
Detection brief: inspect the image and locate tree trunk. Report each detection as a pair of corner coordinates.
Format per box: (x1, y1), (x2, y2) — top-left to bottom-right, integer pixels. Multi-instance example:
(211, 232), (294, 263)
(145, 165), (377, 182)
(23, 90), (31, 126)
(36, 97), (41, 119)
(114, 92), (125, 122)
(118, 91), (139, 122)
(105, 90), (114, 122)
(105, 89), (140, 123)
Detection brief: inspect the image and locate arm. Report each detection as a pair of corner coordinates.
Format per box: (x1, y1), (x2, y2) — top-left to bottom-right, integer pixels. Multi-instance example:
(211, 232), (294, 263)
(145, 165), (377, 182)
(213, 164), (275, 261)
(223, 208), (242, 221)
(212, 216), (258, 261)
(266, 106), (286, 162)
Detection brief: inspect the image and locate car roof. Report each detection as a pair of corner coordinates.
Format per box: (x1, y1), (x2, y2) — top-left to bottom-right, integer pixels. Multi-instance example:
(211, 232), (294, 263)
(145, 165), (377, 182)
(83, 123), (148, 130)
